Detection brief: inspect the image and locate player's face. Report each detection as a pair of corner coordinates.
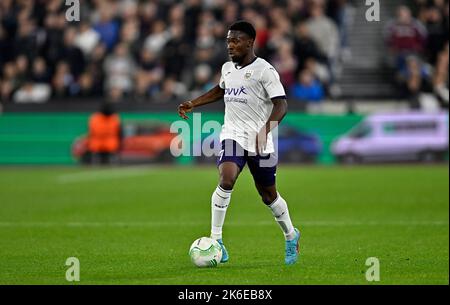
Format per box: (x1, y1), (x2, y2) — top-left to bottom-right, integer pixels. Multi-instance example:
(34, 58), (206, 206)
(226, 30), (252, 64)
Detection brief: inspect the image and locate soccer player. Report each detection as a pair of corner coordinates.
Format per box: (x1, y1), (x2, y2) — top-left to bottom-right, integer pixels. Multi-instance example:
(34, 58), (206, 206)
(177, 21), (300, 265)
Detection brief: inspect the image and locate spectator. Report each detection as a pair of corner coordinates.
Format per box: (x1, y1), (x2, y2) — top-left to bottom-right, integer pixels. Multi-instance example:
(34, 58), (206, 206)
(134, 49), (164, 101)
(168, 3), (185, 26)
(51, 61), (74, 98)
(74, 21), (100, 58)
(195, 16), (223, 72)
(41, 13), (65, 68)
(1, 62), (19, 102)
(286, 0), (309, 24)
(183, 42), (218, 89)
(184, 0), (203, 43)
(156, 77), (187, 104)
(77, 72), (97, 98)
(31, 57), (50, 83)
(384, 5), (428, 69)
(59, 27), (86, 78)
(253, 14), (271, 59)
(211, 21), (229, 66)
(433, 43), (449, 108)
(120, 19), (141, 60)
(15, 55), (29, 87)
(13, 80), (51, 103)
(327, 0), (354, 60)
(423, 6), (448, 65)
(306, 1), (340, 67)
(222, 1), (239, 26)
(0, 25), (9, 72)
(93, 4), (120, 52)
(293, 21), (327, 75)
(0, 1), (15, 67)
(84, 43), (107, 97)
(189, 64), (214, 99)
(162, 22), (190, 80)
(304, 57), (330, 88)
(138, 1), (159, 37)
(119, 0), (139, 23)
(13, 12), (39, 60)
(103, 43), (137, 100)
(397, 55), (433, 109)
(107, 86), (125, 103)
(271, 39), (298, 88)
(143, 19), (171, 56)
(290, 69), (325, 102)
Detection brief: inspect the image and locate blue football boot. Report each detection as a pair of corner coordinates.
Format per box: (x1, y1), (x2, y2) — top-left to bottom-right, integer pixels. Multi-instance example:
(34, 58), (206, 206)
(217, 239), (229, 263)
(285, 228), (300, 265)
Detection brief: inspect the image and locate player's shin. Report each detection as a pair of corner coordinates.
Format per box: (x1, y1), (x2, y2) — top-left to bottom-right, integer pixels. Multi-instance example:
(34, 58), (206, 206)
(211, 185), (233, 240)
(268, 193), (296, 241)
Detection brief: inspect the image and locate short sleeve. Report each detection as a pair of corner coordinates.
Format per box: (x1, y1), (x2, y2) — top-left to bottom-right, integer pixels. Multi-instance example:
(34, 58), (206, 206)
(260, 66), (286, 99)
(219, 73), (225, 89)
(219, 64), (226, 89)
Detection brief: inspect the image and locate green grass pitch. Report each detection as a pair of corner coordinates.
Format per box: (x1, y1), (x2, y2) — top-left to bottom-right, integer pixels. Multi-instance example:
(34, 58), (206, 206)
(0, 165), (448, 284)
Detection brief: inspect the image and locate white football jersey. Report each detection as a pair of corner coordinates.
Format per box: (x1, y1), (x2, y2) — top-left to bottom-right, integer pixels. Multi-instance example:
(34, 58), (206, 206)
(218, 57), (286, 153)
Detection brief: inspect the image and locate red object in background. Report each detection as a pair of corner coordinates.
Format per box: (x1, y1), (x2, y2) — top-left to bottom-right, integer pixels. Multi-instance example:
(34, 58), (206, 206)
(72, 136), (89, 159)
(88, 112), (121, 153)
(119, 128), (175, 159)
(256, 29), (269, 50)
(72, 123), (176, 163)
(385, 22), (427, 54)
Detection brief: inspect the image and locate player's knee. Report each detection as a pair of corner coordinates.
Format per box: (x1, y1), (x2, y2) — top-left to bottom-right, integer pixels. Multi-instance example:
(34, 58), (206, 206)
(260, 191), (277, 205)
(219, 178), (235, 191)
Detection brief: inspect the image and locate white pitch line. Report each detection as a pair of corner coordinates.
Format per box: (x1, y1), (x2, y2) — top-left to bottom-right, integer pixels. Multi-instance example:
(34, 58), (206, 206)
(56, 166), (156, 184)
(0, 220), (447, 228)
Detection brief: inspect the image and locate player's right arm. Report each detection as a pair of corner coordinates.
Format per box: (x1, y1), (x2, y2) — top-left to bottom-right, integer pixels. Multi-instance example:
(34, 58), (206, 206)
(177, 85), (225, 120)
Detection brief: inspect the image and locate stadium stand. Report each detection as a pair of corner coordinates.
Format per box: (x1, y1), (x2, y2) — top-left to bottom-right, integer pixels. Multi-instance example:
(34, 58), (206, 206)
(0, 0), (448, 112)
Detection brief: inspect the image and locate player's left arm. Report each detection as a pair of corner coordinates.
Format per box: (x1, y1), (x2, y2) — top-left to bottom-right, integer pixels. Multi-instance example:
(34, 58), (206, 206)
(256, 66), (288, 154)
(256, 97), (287, 154)
(266, 97), (288, 130)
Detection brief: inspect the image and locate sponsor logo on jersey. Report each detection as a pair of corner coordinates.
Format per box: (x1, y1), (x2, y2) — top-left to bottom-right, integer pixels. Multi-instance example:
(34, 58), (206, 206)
(224, 86), (247, 96)
(224, 97), (247, 104)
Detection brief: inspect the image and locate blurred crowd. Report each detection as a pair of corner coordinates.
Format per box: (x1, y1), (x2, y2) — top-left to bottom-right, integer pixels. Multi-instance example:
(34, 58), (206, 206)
(385, 0), (449, 109)
(0, 0), (354, 105)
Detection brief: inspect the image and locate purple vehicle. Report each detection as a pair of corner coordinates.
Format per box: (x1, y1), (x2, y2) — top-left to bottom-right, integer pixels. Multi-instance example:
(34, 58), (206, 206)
(331, 112), (449, 164)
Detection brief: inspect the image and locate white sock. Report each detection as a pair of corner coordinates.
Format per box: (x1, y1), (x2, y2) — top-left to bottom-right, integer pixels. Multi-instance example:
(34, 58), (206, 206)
(211, 185), (232, 240)
(268, 193), (296, 240)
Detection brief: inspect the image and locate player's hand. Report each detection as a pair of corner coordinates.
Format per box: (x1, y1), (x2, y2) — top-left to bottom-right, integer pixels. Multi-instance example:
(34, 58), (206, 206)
(177, 101), (194, 120)
(255, 129), (268, 155)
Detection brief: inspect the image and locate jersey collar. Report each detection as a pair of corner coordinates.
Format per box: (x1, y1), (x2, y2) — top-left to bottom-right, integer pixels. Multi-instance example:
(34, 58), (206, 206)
(234, 56), (258, 70)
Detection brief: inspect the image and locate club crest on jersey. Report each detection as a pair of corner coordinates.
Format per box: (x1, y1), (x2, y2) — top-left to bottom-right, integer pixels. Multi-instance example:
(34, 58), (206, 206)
(244, 70), (253, 80)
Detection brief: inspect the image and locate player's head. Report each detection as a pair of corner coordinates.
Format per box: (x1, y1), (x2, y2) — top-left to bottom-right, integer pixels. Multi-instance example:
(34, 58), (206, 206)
(227, 20), (256, 64)
(100, 102), (115, 116)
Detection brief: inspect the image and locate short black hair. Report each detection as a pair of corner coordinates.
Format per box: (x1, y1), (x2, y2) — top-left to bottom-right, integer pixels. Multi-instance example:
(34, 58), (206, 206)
(229, 20), (256, 40)
(100, 102), (115, 116)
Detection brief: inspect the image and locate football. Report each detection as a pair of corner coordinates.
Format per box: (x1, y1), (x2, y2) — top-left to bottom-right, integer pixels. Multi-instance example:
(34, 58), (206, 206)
(189, 237), (223, 267)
